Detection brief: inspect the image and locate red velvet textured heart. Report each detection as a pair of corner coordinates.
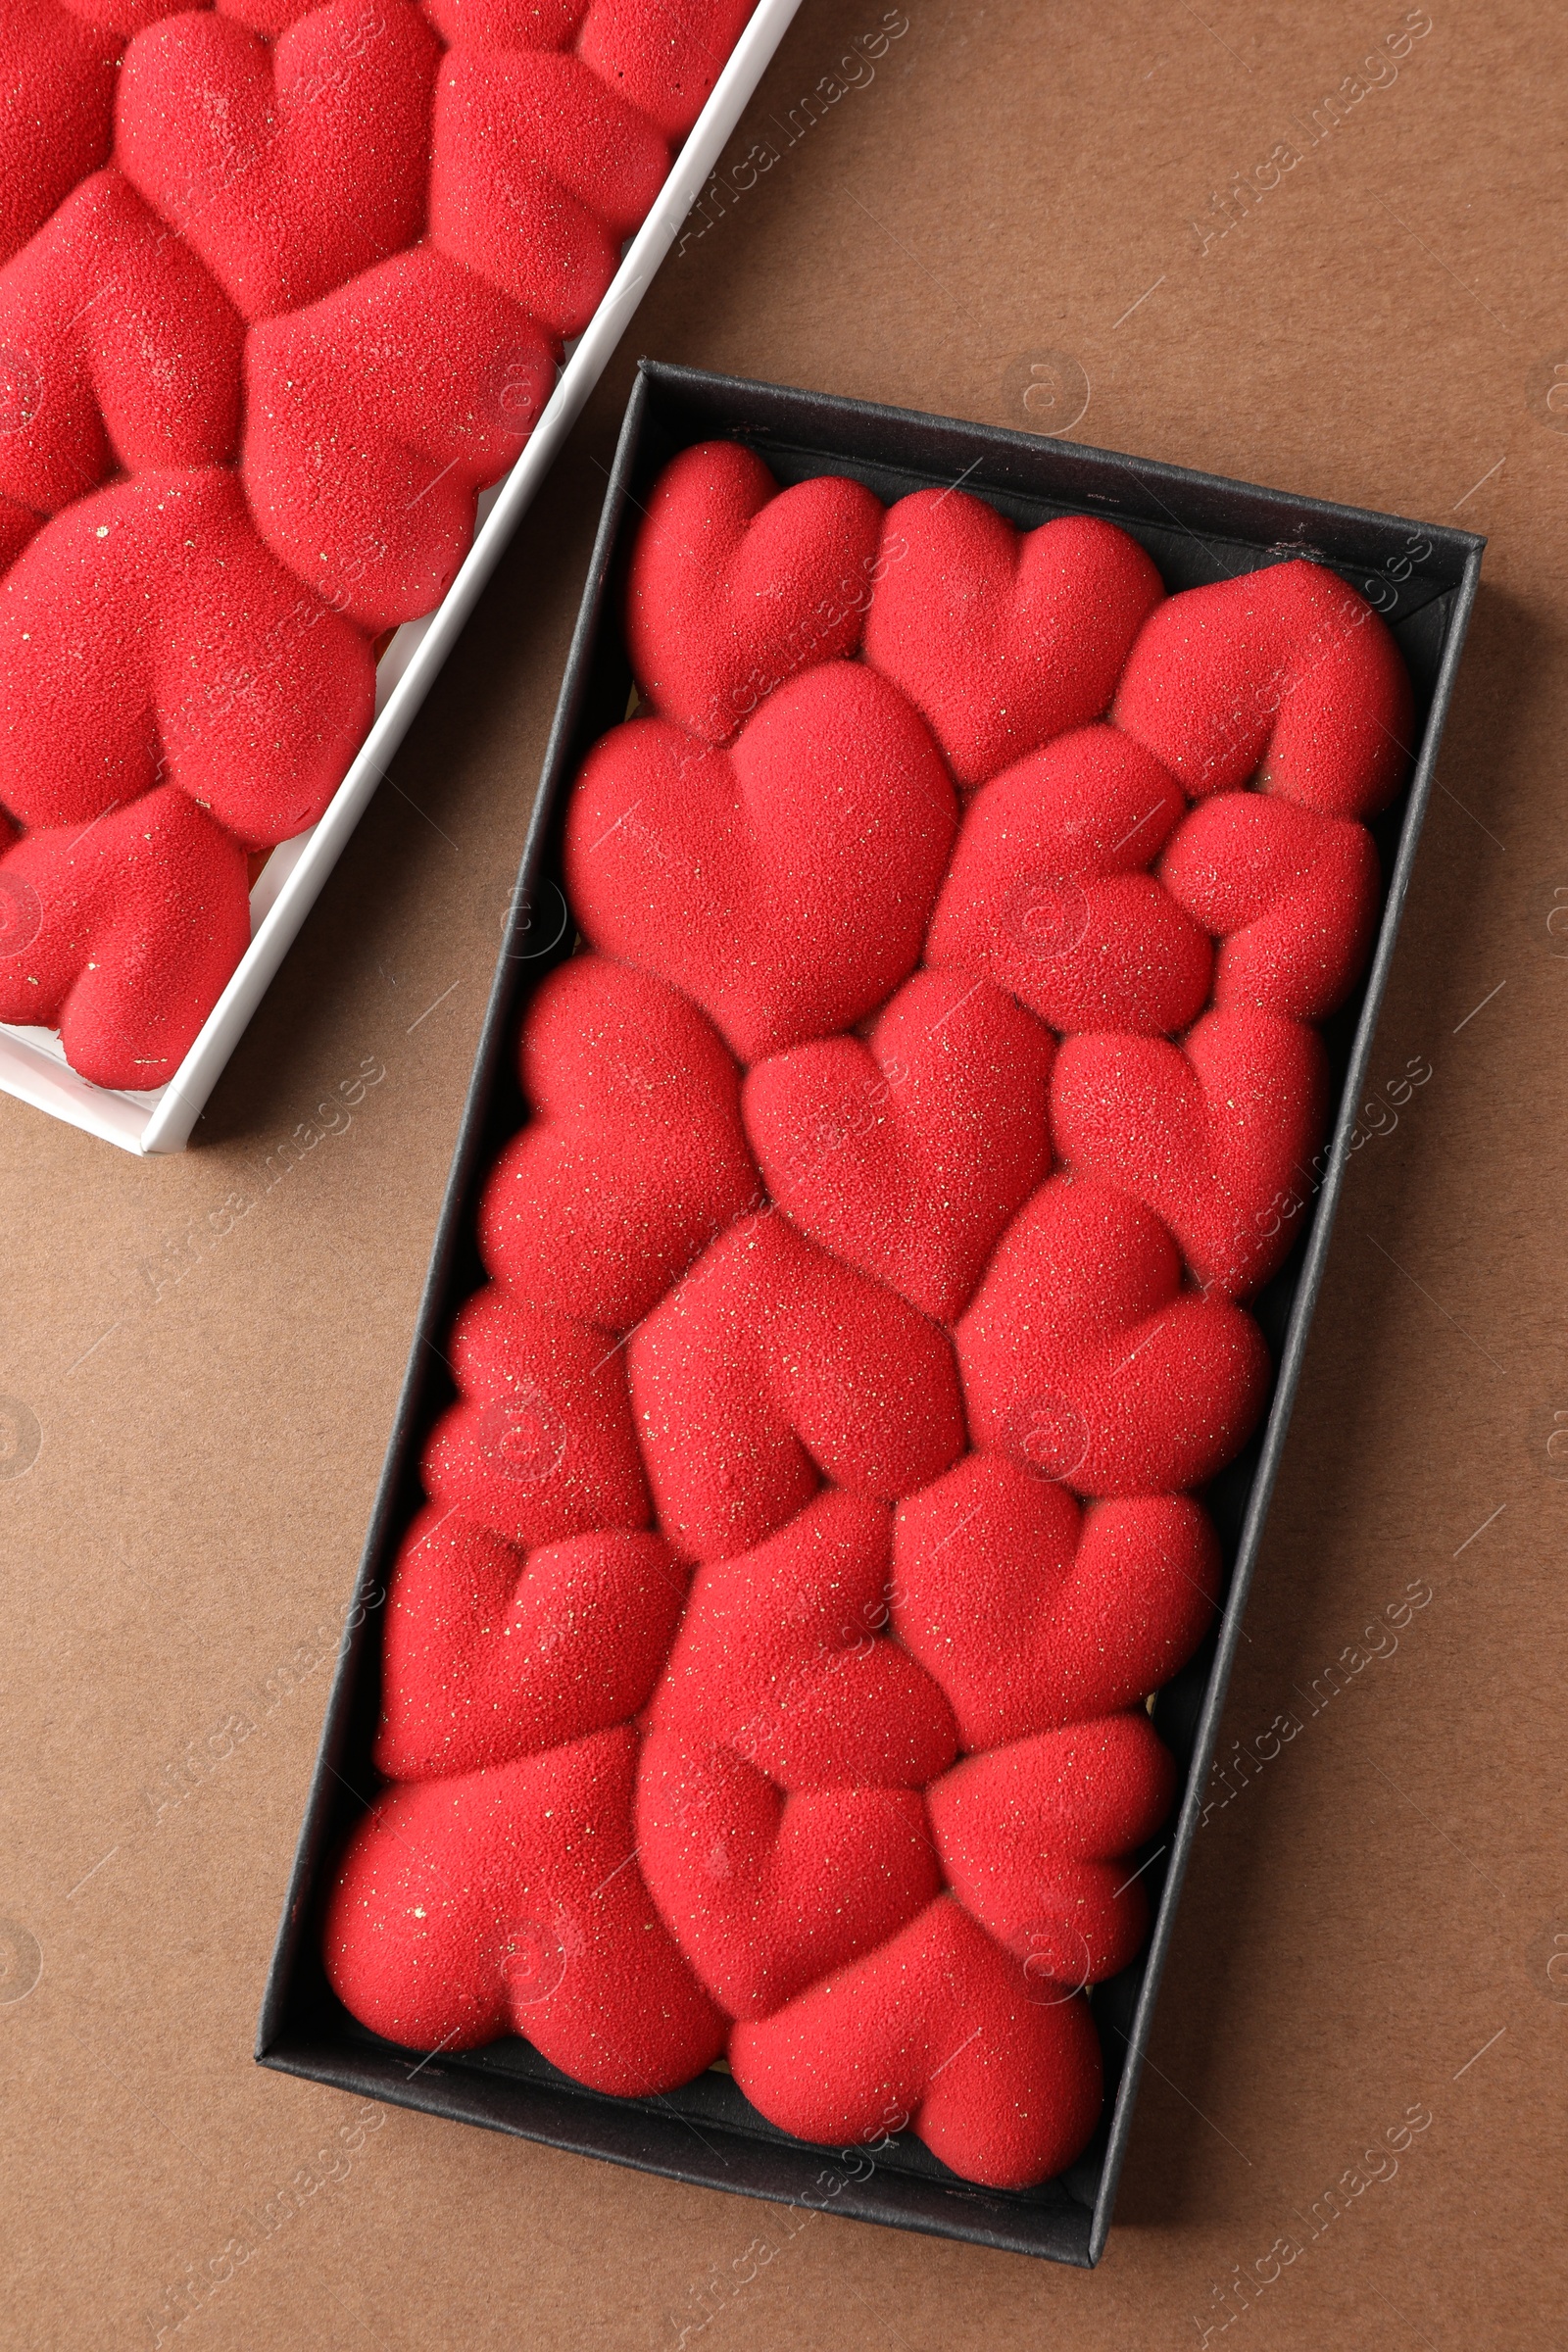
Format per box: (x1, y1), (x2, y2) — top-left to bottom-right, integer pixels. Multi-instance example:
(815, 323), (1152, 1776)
(956, 1176), (1271, 1493)
(1112, 557), (1413, 818)
(891, 1453), (1220, 1749)
(117, 0), (439, 320)
(322, 1727), (727, 2089)
(564, 660), (957, 1062)
(0, 467), (375, 846)
(243, 246), (556, 628)
(421, 1285), (651, 1548)
(647, 1490), (957, 1787)
(924, 723), (1213, 1036)
(0, 169), (243, 515)
(1157, 790), (1381, 1021)
(1052, 1009), (1330, 1297)
(0, 784), (250, 1088)
(742, 969), (1055, 1322)
(927, 1712), (1176, 1985)
(477, 956), (760, 1332)
(623, 440), (886, 741)
(860, 488), (1165, 788)
(575, 0), (758, 138)
(627, 1214), (966, 1560)
(0, 0), (120, 270)
(729, 1894), (1103, 2191)
(637, 1730), (942, 2019)
(373, 1501), (691, 1780)
(419, 0), (587, 46)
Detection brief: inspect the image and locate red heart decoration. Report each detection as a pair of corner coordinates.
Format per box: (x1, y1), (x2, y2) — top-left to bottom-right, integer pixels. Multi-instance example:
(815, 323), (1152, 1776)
(421, 1285), (652, 1549)
(742, 969), (1055, 1322)
(477, 956), (760, 1333)
(927, 1712), (1176, 1985)
(627, 1213), (966, 1561)
(243, 245), (556, 630)
(373, 1501), (691, 1781)
(637, 1730), (941, 2019)
(0, 0), (120, 270)
(0, 168), (242, 516)
(1051, 1009), (1330, 1298)
(1112, 557), (1413, 818)
(323, 1727), (727, 2089)
(574, 0), (756, 138)
(956, 1176), (1270, 1493)
(647, 1490), (957, 1787)
(729, 1894), (1103, 2191)
(564, 660), (957, 1062)
(925, 723), (1213, 1037)
(623, 440), (886, 741)
(861, 488), (1165, 788)
(0, 467), (375, 846)
(0, 783), (250, 1089)
(891, 1453), (1219, 1749)
(1157, 790), (1380, 1021)
(117, 0), (439, 320)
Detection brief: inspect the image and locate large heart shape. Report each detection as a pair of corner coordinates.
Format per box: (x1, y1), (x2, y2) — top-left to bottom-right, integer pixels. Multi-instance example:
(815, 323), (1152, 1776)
(243, 246), (555, 629)
(627, 1214), (966, 1560)
(0, 467), (374, 846)
(0, 169), (243, 515)
(564, 661), (957, 1062)
(637, 1730), (941, 2019)
(477, 956), (760, 1332)
(1112, 558), (1412, 818)
(742, 969), (1055, 1322)
(0, 0), (120, 270)
(956, 1176), (1270, 1493)
(623, 440), (886, 741)
(647, 1491), (957, 1787)
(323, 1727), (727, 2089)
(117, 0), (439, 320)
(1157, 790), (1380, 1021)
(421, 1285), (652, 1549)
(924, 723), (1213, 1036)
(0, 785), (250, 1089)
(860, 488), (1165, 788)
(1051, 1009), (1330, 1298)
(927, 1713), (1176, 1985)
(729, 1895), (1103, 2191)
(891, 1453), (1219, 1749)
(373, 1501), (691, 1780)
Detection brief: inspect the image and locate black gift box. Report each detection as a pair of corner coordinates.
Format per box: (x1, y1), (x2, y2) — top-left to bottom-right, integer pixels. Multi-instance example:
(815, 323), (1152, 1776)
(259, 361), (1484, 2267)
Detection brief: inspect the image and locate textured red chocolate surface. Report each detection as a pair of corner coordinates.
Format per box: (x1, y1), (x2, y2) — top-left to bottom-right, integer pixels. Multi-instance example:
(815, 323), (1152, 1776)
(0, 0), (753, 1086)
(324, 444), (1406, 2191)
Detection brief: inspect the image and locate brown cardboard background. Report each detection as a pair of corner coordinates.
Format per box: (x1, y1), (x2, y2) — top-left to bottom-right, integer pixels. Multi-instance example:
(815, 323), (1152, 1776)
(1, 0), (1562, 2342)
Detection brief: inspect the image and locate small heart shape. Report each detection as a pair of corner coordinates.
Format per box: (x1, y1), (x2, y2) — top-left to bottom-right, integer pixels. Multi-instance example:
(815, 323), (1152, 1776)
(243, 245), (556, 628)
(927, 1713), (1177, 1988)
(729, 1894), (1103, 2190)
(323, 1727), (727, 2089)
(925, 723), (1212, 1036)
(1157, 790), (1381, 1021)
(1052, 1009), (1330, 1298)
(623, 440), (885, 741)
(891, 1453), (1219, 1748)
(647, 1490), (957, 1786)
(374, 1501), (691, 1780)
(0, 169), (243, 515)
(628, 1214), (966, 1560)
(574, 0), (757, 139)
(0, 0), (120, 270)
(638, 1730), (941, 2018)
(743, 969), (1054, 1322)
(1112, 558), (1412, 818)
(0, 784), (250, 1088)
(956, 1176), (1270, 1493)
(564, 660), (957, 1062)
(117, 0), (439, 319)
(421, 1285), (652, 1549)
(477, 956), (760, 1332)
(861, 488), (1164, 788)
